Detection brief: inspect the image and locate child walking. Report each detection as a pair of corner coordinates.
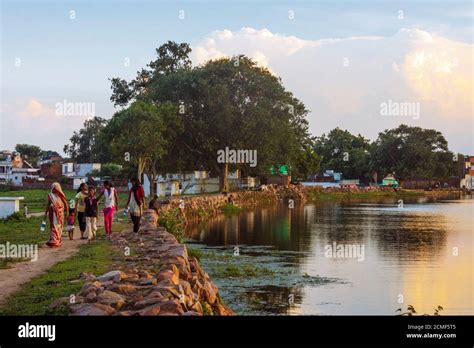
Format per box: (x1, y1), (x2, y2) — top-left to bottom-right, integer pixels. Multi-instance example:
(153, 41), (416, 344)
(66, 209), (75, 240)
(85, 186), (99, 242)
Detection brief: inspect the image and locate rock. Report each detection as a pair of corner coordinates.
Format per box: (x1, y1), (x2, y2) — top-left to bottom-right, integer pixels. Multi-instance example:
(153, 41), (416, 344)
(139, 304), (161, 316)
(189, 301), (203, 315)
(156, 270), (179, 286)
(70, 303), (116, 316)
(96, 290), (126, 309)
(97, 270), (126, 283)
(48, 297), (70, 311)
(107, 284), (138, 295)
(78, 281), (101, 296)
(203, 281), (217, 304)
(215, 304), (234, 316)
(158, 299), (184, 315)
(139, 278), (157, 286)
(79, 272), (97, 281)
(133, 296), (164, 310)
(85, 292), (97, 302)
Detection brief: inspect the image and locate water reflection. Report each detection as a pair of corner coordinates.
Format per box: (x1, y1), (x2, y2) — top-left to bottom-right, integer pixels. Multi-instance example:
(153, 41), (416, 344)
(186, 196), (473, 315)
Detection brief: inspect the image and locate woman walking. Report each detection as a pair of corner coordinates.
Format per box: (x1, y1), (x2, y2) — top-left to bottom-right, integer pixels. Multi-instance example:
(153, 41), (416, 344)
(74, 183), (88, 239)
(126, 177), (145, 233)
(44, 182), (68, 248)
(97, 180), (119, 238)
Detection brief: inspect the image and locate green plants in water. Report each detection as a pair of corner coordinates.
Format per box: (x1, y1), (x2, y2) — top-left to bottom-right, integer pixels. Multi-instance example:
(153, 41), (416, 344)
(219, 203), (242, 214)
(158, 208), (186, 243)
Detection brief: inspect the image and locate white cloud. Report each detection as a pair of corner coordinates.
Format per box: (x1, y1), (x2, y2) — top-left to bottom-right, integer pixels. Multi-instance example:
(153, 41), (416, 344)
(192, 27), (473, 152)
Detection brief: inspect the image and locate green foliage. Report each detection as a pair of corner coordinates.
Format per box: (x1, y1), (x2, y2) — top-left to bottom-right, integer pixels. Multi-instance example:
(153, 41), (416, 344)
(109, 42), (314, 191)
(15, 144), (42, 164)
(370, 124), (451, 181)
(88, 163), (123, 179)
(63, 116), (108, 162)
(314, 128), (371, 179)
(98, 100), (180, 181)
(158, 208), (185, 243)
(219, 203), (242, 214)
(216, 264), (275, 277)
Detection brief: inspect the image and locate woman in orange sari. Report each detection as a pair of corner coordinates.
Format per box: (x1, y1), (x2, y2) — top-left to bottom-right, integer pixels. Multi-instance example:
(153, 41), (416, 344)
(44, 182), (69, 248)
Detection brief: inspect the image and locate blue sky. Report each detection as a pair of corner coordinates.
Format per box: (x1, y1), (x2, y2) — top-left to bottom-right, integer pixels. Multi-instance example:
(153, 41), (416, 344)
(1, 0), (473, 154)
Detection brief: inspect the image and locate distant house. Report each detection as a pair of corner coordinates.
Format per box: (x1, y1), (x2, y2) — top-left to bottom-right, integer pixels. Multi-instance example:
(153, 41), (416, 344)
(61, 162), (75, 177)
(155, 170), (245, 197)
(460, 156), (474, 190)
(0, 152), (39, 186)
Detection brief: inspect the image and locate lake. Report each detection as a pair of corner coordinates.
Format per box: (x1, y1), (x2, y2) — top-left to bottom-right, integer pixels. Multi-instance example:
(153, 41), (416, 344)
(185, 195), (473, 315)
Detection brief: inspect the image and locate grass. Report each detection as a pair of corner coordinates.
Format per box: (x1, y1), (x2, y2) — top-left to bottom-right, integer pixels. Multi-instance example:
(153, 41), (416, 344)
(0, 216), (47, 268)
(0, 239), (116, 315)
(215, 264), (275, 278)
(0, 188), (129, 213)
(219, 203), (242, 214)
(306, 189), (424, 202)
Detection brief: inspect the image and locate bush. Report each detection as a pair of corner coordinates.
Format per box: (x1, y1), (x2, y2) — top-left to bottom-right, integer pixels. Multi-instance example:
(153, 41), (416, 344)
(158, 208), (185, 243)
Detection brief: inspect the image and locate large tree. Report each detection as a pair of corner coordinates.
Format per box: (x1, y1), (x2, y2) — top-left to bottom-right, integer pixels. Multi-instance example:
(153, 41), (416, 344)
(64, 117), (108, 162)
(98, 100), (180, 189)
(110, 43), (314, 191)
(314, 128), (371, 179)
(15, 144), (42, 164)
(370, 124), (451, 181)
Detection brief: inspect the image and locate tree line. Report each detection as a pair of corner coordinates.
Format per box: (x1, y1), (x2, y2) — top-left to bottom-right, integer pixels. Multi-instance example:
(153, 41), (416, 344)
(59, 41), (465, 189)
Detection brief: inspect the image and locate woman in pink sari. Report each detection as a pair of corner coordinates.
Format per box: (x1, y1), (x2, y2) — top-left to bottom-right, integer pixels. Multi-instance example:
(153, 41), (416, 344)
(44, 182), (69, 248)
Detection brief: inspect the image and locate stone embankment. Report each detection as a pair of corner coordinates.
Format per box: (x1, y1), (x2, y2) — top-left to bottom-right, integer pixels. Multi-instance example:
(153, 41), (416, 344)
(63, 209), (233, 316)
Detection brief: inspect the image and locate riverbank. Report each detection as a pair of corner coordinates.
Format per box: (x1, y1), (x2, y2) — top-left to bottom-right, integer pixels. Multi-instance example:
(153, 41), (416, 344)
(156, 185), (464, 225)
(49, 209), (233, 316)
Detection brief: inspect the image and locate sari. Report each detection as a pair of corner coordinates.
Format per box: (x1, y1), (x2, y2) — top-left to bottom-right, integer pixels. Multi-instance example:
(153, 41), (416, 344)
(46, 188), (65, 247)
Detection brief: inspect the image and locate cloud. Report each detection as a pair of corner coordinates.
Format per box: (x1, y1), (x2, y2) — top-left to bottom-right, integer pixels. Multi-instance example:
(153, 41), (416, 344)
(192, 27), (473, 152)
(1, 98), (86, 151)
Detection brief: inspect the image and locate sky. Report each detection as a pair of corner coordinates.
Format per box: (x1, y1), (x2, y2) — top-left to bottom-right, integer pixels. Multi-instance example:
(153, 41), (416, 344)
(1, 0), (473, 155)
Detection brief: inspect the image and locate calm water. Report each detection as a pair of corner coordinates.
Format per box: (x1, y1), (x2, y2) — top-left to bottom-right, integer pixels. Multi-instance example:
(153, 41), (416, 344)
(186, 196), (474, 315)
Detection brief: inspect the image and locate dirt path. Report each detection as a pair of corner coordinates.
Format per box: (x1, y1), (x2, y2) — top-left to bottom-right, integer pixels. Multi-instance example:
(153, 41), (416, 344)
(0, 237), (88, 304)
(0, 215), (107, 305)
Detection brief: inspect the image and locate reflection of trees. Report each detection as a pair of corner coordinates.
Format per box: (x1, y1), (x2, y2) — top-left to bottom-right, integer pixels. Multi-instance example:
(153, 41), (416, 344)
(311, 201), (447, 261)
(185, 200), (449, 266)
(240, 285), (304, 315)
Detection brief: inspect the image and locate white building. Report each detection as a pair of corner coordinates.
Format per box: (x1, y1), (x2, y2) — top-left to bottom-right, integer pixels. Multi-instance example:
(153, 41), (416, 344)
(61, 162), (75, 176)
(0, 153), (39, 186)
(75, 163), (101, 177)
(155, 170), (246, 197)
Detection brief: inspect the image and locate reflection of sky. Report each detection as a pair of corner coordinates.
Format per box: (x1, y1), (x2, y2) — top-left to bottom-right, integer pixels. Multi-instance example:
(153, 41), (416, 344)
(300, 199), (473, 315)
(188, 198), (473, 315)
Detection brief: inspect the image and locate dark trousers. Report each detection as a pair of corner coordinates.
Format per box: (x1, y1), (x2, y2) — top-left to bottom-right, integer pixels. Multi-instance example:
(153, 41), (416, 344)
(77, 212), (86, 233)
(131, 214), (141, 233)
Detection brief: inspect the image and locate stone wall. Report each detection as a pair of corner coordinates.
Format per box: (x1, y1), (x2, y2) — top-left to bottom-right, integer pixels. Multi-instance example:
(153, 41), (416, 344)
(65, 209), (233, 316)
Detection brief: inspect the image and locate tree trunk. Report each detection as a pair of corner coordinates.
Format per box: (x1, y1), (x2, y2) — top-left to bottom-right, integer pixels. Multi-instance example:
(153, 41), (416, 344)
(220, 162), (229, 193)
(137, 157), (146, 184)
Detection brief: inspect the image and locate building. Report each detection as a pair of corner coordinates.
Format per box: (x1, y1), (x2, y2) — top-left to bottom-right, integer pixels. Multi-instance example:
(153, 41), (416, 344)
(155, 170), (244, 197)
(75, 163), (101, 177)
(61, 162), (75, 176)
(0, 152), (39, 186)
(460, 156), (474, 190)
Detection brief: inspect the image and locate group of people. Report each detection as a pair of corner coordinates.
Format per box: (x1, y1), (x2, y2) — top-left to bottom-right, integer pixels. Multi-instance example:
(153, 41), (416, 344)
(44, 177), (145, 248)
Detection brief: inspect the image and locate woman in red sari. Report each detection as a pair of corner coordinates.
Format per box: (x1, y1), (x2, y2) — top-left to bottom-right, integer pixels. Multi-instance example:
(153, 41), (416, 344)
(44, 182), (69, 248)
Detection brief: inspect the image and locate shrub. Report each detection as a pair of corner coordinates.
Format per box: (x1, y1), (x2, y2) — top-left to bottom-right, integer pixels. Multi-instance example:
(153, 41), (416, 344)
(158, 208), (185, 243)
